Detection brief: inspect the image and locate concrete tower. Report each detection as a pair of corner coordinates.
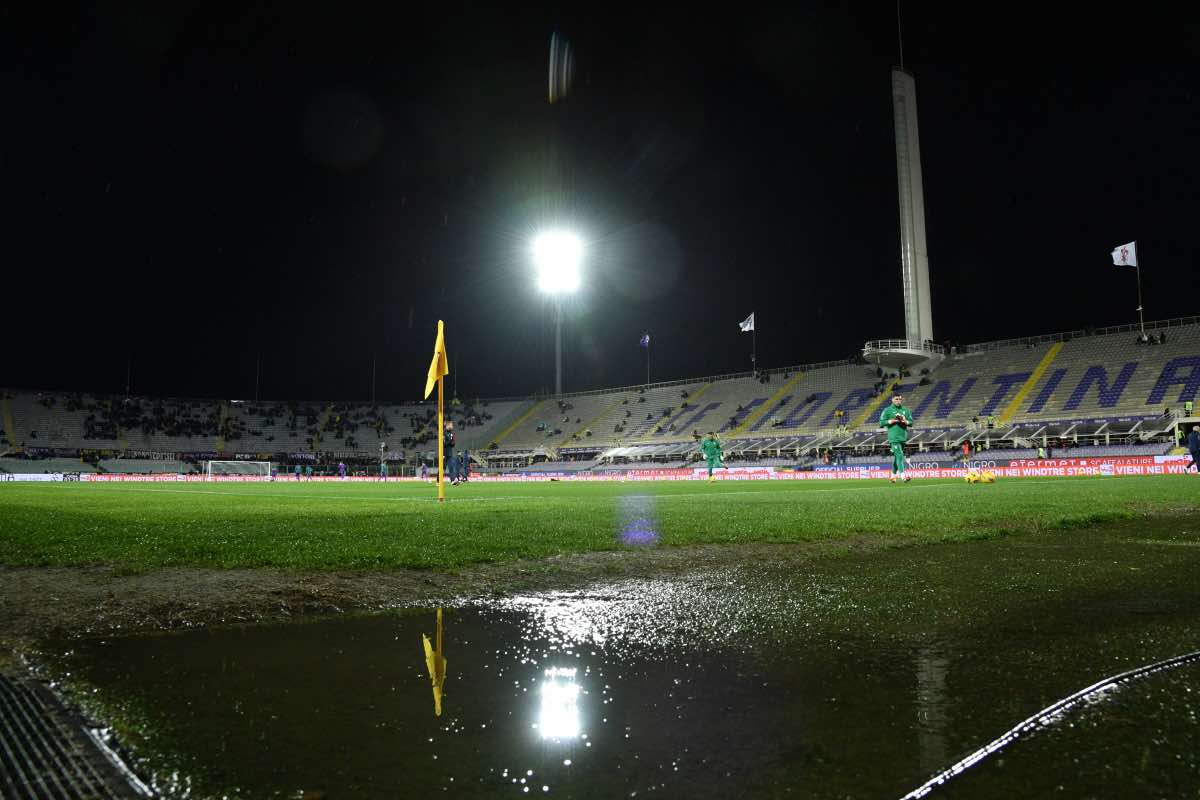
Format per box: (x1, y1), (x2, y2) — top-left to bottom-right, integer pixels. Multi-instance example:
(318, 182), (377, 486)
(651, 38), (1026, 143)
(892, 68), (933, 347)
(864, 68), (942, 369)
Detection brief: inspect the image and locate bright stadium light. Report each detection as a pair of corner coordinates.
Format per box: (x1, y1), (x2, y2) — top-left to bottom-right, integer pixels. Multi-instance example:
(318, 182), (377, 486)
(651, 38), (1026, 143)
(532, 229), (584, 394)
(533, 230), (583, 295)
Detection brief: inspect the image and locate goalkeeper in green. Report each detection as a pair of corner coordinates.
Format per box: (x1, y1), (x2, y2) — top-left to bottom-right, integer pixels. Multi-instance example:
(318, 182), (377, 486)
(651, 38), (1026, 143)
(700, 432), (724, 483)
(879, 394), (914, 483)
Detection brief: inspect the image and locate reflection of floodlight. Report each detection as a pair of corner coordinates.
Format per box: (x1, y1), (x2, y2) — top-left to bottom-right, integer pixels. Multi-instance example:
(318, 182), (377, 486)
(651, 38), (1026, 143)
(533, 231), (582, 295)
(539, 667), (581, 739)
(532, 230), (584, 394)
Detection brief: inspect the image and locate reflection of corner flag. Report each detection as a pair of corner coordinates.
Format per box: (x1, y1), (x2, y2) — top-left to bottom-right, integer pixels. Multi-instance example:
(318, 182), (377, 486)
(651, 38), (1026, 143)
(422, 607), (448, 716)
(424, 321), (449, 399)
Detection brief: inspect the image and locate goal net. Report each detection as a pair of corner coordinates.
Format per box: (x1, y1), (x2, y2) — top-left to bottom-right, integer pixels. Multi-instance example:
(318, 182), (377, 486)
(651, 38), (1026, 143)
(204, 461), (272, 481)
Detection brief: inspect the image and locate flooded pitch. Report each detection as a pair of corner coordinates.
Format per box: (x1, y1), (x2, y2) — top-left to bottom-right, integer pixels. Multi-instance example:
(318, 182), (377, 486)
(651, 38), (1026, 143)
(46, 524), (1200, 799)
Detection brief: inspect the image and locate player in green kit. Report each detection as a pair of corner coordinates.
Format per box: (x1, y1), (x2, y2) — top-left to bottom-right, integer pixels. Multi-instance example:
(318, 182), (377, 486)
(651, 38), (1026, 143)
(700, 431), (723, 483)
(879, 393), (914, 483)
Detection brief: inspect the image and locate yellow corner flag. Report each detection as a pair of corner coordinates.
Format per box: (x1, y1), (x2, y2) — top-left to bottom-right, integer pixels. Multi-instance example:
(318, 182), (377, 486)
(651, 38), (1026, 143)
(424, 321), (449, 502)
(424, 321), (449, 400)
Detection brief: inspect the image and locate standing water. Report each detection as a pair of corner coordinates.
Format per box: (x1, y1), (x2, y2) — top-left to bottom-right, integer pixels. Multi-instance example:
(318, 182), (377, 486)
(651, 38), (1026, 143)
(47, 526), (1200, 798)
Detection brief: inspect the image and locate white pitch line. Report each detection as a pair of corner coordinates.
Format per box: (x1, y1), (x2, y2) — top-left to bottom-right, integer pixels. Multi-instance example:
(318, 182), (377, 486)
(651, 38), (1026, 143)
(622, 479), (1065, 501)
(68, 478), (1068, 505)
(98, 487), (533, 504)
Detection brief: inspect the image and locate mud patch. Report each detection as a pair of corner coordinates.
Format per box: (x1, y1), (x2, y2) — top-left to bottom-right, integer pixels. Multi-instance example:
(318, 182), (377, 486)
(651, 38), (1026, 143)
(0, 538), (909, 661)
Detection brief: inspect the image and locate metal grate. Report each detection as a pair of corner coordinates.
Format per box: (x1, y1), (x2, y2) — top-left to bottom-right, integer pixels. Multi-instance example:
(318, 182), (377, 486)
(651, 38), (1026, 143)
(0, 675), (151, 799)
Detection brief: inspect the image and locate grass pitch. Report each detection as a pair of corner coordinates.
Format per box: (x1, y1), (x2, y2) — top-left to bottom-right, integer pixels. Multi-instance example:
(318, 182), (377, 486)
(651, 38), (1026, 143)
(0, 476), (1195, 572)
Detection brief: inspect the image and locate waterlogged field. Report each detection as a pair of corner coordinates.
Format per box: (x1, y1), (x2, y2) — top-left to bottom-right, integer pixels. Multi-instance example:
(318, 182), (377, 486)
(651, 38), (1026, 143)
(45, 517), (1200, 799)
(0, 475), (1197, 571)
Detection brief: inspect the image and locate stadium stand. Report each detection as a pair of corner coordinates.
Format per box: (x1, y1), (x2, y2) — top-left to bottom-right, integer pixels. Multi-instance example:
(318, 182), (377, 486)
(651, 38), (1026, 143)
(98, 459), (195, 474)
(0, 457), (97, 474)
(3, 317), (1198, 470)
(500, 459), (599, 474)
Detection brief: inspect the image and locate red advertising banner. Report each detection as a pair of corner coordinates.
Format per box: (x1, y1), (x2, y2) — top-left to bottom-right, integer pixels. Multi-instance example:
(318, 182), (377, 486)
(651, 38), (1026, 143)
(75, 455), (1190, 483)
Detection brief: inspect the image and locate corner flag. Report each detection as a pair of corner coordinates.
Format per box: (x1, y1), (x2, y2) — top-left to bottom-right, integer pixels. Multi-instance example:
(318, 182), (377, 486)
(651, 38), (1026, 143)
(424, 321), (449, 399)
(1111, 241), (1138, 268)
(424, 321), (450, 502)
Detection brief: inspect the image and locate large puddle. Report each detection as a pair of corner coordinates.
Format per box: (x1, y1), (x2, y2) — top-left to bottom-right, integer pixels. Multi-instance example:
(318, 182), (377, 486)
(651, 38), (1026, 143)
(47, 526), (1200, 798)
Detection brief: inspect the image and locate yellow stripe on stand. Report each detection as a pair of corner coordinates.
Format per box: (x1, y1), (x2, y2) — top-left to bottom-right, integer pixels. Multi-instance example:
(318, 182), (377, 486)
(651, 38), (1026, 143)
(650, 382), (714, 437)
(490, 399), (545, 448)
(1, 395), (15, 447)
(558, 395), (629, 447)
(999, 342), (1064, 423)
(214, 400), (230, 452)
(849, 380), (901, 430)
(731, 372), (805, 437)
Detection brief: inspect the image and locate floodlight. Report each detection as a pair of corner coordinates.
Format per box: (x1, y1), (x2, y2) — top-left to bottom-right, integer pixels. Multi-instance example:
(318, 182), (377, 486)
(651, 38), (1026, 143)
(533, 231), (583, 294)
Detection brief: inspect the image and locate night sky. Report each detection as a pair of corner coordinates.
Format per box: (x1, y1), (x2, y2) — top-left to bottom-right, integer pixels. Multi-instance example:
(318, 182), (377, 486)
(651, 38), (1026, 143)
(5, 4), (1199, 401)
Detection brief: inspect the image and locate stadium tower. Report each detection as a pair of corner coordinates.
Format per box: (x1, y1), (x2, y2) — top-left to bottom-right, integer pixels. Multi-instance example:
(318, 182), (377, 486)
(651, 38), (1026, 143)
(863, 68), (944, 372)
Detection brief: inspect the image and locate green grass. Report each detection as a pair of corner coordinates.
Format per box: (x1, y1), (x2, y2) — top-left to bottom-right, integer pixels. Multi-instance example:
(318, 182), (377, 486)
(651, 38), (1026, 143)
(0, 476), (1196, 572)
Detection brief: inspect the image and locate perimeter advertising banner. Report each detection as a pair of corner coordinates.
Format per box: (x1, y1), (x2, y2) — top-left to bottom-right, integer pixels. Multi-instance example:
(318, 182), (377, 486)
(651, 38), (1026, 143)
(44, 454), (1190, 483)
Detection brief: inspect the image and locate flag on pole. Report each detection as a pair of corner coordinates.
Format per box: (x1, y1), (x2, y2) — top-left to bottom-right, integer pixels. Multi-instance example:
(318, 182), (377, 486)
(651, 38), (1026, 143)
(1111, 241), (1138, 268)
(639, 333), (650, 348)
(738, 313), (755, 333)
(424, 321), (449, 503)
(424, 320), (449, 399)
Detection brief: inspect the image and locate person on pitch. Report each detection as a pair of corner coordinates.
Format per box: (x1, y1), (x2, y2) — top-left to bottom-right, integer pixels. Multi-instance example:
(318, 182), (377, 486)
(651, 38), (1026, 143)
(700, 431), (724, 483)
(443, 420), (459, 485)
(880, 393), (914, 483)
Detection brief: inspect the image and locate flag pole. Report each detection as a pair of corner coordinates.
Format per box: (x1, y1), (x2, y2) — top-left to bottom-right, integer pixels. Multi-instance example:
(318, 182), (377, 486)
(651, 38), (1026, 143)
(752, 313), (757, 371)
(437, 372), (445, 503)
(646, 336), (651, 385)
(1135, 241), (1145, 337)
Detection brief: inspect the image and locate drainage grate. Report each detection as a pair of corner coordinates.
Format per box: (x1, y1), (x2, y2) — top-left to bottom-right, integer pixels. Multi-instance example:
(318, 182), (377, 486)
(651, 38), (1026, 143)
(0, 674), (151, 799)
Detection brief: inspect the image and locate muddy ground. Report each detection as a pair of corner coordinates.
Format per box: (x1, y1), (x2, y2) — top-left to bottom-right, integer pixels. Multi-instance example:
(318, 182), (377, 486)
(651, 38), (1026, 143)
(0, 537), (903, 666)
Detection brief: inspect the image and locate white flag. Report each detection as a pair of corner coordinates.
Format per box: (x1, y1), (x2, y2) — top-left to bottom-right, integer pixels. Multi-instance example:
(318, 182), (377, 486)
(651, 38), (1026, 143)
(738, 313), (755, 333)
(1111, 241), (1138, 268)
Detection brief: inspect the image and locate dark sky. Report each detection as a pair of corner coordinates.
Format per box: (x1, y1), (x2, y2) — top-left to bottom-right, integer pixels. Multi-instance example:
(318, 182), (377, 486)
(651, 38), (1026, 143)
(5, 4), (1199, 401)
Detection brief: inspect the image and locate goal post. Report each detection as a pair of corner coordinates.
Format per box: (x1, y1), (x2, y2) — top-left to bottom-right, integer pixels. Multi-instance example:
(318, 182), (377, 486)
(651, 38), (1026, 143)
(204, 461), (273, 481)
